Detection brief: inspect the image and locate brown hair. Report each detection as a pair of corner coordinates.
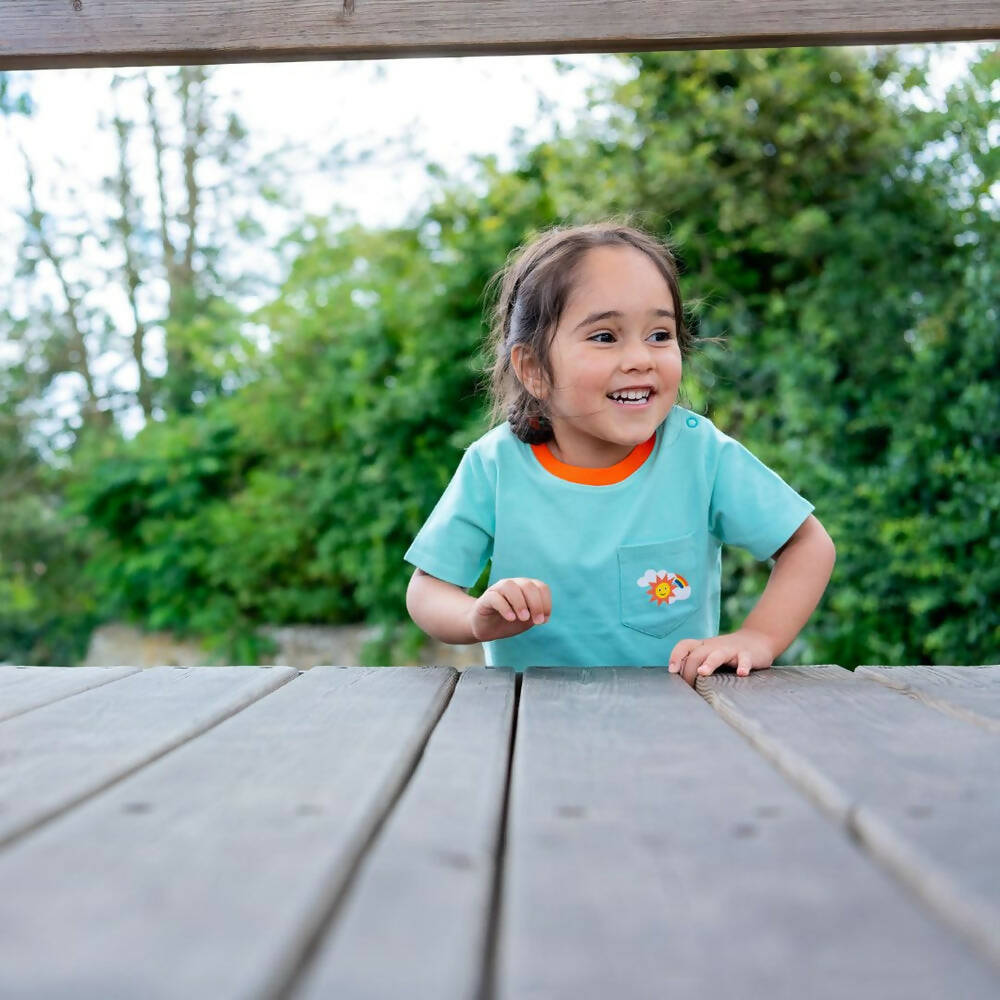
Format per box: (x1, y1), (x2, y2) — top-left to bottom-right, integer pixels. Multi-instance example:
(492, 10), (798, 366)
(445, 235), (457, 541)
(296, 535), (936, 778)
(482, 220), (697, 444)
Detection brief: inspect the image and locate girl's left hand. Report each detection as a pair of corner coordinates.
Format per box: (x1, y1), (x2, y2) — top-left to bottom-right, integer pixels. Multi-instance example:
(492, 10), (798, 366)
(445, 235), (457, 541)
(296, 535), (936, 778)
(668, 629), (775, 687)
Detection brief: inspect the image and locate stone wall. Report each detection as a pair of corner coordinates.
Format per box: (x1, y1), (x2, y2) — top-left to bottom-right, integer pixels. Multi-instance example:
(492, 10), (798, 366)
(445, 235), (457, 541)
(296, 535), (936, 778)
(83, 623), (485, 671)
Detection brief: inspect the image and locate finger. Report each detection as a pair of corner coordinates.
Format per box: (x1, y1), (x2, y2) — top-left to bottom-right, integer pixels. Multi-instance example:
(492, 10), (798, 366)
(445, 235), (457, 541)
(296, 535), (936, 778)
(696, 648), (737, 677)
(681, 655), (701, 686)
(679, 643), (706, 684)
(520, 581), (549, 625)
(483, 589), (518, 622)
(496, 580), (531, 622)
(682, 643), (713, 683)
(736, 650), (754, 677)
(684, 643), (712, 674)
(537, 580), (552, 620)
(668, 639), (700, 673)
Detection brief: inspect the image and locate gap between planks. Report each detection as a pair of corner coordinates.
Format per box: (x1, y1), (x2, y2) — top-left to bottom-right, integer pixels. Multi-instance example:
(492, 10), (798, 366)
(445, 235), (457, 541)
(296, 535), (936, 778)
(697, 666), (1000, 974)
(270, 667), (463, 1000)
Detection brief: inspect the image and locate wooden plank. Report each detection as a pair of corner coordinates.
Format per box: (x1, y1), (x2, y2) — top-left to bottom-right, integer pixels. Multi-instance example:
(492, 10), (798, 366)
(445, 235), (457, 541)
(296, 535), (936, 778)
(496, 667), (1000, 1000)
(0, 665), (139, 722)
(2, 1), (998, 70)
(292, 666), (515, 1000)
(0, 666), (457, 999)
(857, 664), (1000, 733)
(699, 665), (1000, 974)
(0, 664), (297, 847)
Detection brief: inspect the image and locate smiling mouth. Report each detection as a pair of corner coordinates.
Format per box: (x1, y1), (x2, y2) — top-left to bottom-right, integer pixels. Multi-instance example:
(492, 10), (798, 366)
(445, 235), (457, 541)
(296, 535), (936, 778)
(608, 389), (655, 407)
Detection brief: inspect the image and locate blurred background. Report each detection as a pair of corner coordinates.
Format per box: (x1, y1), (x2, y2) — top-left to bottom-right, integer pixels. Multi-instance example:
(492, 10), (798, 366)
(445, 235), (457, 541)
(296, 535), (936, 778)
(0, 44), (996, 669)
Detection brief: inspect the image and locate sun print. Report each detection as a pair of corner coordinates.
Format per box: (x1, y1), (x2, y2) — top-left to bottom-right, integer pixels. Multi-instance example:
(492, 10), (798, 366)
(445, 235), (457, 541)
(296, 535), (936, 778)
(636, 569), (692, 606)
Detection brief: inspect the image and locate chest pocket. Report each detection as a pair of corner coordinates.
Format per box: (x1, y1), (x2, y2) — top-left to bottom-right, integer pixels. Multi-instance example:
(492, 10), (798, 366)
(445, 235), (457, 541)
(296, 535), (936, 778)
(618, 533), (700, 639)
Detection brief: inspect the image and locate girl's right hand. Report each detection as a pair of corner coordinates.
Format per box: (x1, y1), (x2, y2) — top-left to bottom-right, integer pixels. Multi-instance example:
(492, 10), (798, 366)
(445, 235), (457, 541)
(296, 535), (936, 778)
(467, 578), (552, 642)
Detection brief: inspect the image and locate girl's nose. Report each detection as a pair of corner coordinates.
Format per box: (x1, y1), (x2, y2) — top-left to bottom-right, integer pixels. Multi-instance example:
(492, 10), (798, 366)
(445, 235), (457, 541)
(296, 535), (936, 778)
(621, 340), (655, 370)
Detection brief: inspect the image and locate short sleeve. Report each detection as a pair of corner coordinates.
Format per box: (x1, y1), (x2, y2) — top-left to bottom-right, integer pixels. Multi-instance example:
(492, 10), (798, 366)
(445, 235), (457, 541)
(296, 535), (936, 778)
(404, 447), (496, 588)
(708, 436), (815, 561)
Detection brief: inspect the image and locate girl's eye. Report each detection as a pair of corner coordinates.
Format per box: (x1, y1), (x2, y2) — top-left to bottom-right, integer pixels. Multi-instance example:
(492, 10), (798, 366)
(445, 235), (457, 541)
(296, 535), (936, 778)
(588, 330), (674, 343)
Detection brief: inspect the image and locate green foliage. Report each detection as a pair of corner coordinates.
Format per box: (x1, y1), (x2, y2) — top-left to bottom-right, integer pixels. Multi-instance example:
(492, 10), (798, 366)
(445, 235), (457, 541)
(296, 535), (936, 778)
(821, 226), (1000, 665)
(0, 73), (32, 116)
(0, 480), (98, 665)
(0, 348), (97, 663)
(6, 46), (998, 667)
(65, 409), (275, 662)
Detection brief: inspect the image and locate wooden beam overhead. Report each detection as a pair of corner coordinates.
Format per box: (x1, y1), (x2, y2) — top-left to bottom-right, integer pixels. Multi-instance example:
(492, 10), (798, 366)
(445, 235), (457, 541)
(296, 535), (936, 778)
(2, 1), (998, 71)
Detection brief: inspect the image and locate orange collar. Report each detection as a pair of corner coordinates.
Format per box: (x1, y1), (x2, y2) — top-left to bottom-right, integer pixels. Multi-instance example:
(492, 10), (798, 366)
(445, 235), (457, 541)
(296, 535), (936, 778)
(530, 433), (656, 485)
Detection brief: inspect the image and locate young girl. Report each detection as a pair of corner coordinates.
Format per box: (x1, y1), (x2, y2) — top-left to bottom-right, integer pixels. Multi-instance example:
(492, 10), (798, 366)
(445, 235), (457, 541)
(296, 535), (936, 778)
(404, 221), (835, 685)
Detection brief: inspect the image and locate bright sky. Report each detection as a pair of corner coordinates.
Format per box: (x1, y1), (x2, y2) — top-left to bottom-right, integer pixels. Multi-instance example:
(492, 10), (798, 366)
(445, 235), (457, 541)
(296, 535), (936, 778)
(1, 55), (626, 258)
(1, 44), (979, 248)
(1, 54), (627, 332)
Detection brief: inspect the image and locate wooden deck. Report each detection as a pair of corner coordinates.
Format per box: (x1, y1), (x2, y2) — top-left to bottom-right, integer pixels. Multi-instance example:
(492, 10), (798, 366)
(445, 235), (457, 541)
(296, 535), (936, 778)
(2, 663), (999, 998)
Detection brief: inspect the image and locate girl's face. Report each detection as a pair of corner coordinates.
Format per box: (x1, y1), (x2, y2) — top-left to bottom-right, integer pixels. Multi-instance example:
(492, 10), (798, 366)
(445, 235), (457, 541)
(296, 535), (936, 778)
(522, 245), (682, 468)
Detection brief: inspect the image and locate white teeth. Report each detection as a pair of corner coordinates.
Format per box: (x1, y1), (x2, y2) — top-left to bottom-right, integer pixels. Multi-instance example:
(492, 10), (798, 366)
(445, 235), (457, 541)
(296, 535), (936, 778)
(610, 389), (650, 401)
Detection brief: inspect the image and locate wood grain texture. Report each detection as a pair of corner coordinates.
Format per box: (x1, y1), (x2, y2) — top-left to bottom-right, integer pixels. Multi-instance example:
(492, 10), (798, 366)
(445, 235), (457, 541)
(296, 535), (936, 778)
(0, 666), (456, 1000)
(293, 667), (515, 1000)
(495, 666), (1000, 1000)
(857, 664), (1000, 733)
(2, 1), (998, 69)
(0, 664), (296, 847)
(0, 664), (138, 722)
(699, 665), (1000, 973)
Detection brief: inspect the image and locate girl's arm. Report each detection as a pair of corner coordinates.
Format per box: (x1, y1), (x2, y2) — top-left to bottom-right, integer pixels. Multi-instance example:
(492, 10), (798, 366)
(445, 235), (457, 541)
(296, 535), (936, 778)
(406, 569), (553, 645)
(741, 514), (836, 655)
(406, 569), (479, 645)
(669, 514), (836, 685)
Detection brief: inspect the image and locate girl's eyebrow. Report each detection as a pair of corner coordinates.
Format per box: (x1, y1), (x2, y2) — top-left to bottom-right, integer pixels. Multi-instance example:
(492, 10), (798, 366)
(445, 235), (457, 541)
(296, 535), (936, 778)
(572, 308), (675, 332)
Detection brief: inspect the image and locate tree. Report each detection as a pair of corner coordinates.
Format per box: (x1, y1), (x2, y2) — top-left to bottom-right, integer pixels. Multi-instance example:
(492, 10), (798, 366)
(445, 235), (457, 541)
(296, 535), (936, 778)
(0, 66), (290, 662)
(5, 67), (288, 453)
(815, 47), (1000, 664)
(0, 72), (96, 664)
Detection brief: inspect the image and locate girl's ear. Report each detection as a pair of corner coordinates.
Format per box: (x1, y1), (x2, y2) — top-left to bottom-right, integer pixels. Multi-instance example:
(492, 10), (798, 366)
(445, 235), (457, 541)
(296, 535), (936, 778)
(511, 344), (546, 400)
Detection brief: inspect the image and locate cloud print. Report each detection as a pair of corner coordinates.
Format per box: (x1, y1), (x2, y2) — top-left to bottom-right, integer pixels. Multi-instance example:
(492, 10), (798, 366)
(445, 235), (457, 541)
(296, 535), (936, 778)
(637, 569), (667, 587)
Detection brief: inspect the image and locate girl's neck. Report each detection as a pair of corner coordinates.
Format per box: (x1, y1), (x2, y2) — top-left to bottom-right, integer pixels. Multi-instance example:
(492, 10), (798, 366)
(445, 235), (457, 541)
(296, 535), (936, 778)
(547, 432), (645, 469)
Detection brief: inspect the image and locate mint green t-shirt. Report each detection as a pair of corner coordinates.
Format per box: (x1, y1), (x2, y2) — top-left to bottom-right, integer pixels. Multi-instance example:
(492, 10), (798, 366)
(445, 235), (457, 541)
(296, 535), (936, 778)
(404, 405), (815, 671)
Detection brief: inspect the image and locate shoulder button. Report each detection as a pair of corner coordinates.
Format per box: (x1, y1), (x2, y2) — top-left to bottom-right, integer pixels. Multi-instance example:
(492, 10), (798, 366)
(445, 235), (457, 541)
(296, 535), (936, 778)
(686, 416), (699, 428)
